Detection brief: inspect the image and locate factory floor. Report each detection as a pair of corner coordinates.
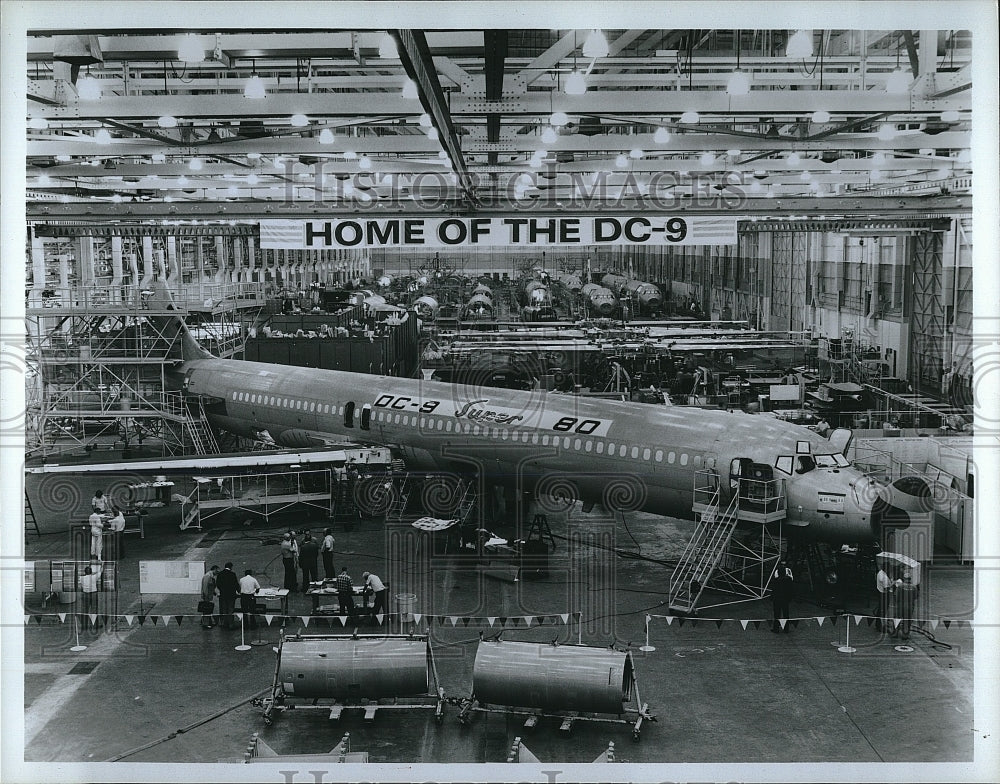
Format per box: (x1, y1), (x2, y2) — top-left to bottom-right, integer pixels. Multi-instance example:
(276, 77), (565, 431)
(16, 470), (977, 778)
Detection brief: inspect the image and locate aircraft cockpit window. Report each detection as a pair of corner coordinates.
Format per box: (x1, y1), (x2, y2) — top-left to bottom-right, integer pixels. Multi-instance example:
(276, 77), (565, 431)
(795, 455), (816, 474)
(775, 456), (794, 475)
(814, 455), (837, 468)
(834, 454), (850, 467)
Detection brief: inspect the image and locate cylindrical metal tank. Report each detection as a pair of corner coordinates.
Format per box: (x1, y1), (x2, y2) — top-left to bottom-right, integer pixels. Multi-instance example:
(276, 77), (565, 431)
(278, 636), (430, 699)
(464, 293), (494, 319)
(556, 273), (583, 292)
(524, 279), (550, 304)
(601, 274), (663, 309)
(472, 282), (493, 297)
(473, 641), (632, 714)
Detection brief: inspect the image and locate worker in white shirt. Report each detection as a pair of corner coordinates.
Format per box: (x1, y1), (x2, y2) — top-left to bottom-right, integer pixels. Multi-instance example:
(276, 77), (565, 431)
(362, 571), (388, 619)
(107, 506), (126, 558)
(91, 489), (108, 513)
(88, 511), (106, 561)
(876, 565), (895, 634)
(79, 563), (103, 629)
(238, 569), (261, 630)
(320, 528), (336, 578)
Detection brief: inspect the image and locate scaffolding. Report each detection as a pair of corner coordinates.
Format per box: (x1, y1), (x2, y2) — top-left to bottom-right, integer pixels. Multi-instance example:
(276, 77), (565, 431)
(26, 226), (267, 457)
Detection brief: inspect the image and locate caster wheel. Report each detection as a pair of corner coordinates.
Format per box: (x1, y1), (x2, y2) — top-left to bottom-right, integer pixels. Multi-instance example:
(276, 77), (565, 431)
(632, 732), (640, 743)
(263, 716), (273, 727)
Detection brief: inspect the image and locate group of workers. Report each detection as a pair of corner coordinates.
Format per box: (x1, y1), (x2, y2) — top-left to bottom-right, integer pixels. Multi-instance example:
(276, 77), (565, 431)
(87, 489), (127, 561)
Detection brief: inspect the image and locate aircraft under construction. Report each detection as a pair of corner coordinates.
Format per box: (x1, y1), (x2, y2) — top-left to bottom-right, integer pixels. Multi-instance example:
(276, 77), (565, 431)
(157, 285), (918, 545)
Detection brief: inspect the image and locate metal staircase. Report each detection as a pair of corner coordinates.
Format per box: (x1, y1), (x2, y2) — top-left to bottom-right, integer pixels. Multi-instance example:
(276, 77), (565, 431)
(667, 490), (741, 613)
(25, 490), (41, 539)
(184, 399), (220, 455)
(385, 473), (414, 520)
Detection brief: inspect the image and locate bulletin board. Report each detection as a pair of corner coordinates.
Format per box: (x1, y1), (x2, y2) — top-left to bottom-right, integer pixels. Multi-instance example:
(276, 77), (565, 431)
(49, 560), (117, 592)
(138, 560), (205, 595)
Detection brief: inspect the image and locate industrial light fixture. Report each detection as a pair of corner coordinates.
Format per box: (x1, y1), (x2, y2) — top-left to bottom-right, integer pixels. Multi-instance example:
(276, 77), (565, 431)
(786, 151), (801, 165)
(290, 114), (309, 127)
(247, 173), (259, 185)
(177, 33), (205, 63)
(811, 110), (831, 123)
(749, 179), (762, 193)
(870, 169), (883, 181)
(244, 74), (266, 100)
(565, 70), (587, 95)
(799, 170), (811, 180)
(359, 155), (372, 170)
(582, 29), (610, 59)
(653, 127), (671, 143)
(152, 153), (166, 163)
(188, 157), (203, 170)
(541, 126), (558, 144)
(876, 123), (897, 140)
(426, 127), (439, 140)
(438, 150), (448, 159)
(37, 173), (52, 186)
(226, 185), (239, 197)
(550, 111), (569, 127)
(94, 128), (112, 144)
(885, 68), (910, 93)
(343, 149), (357, 160)
(629, 147), (644, 159)
(940, 110), (960, 122)
(679, 110), (700, 124)
(418, 113), (432, 127)
(379, 32), (398, 59)
(699, 152), (716, 166)
(785, 30), (813, 58)
(318, 128), (335, 144)
(615, 153), (629, 168)
(77, 75), (102, 100)
(178, 175), (189, 186)
(726, 69), (750, 95)
(246, 151), (262, 159)
(157, 115), (178, 128)
(872, 151), (887, 165)
(726, 148), (741, 157)
(402, 79), (419, 99)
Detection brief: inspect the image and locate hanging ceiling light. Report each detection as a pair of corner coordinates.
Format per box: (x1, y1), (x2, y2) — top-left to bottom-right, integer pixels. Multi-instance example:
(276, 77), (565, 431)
(615, 153), (629, 168)
(177, 33), (205, 63)
(870, 169), (883, 181)
(885, 68), (910, 93)
(246, 151), (262, 160)
(749, 180), (762, 193)
(402, 79), (419, 99)
(699, 152), (716, 166)
(550, 111), (570, 127)
(565, 70), (587, 95)
(872, 151), (887, 165)
(653, 127), (671, 144)
(629, 148), (644, 159)
(726, 148), (742, 157)
(726, 69), (750, 96)
(785, 30), (813, 58)
(94, 128), (112, 145)
(582, 30), (610, 59)
(418, 113), (432, 127)
(188, 157), (203, 170)
(152, 153), (166, 163)
(679, 110), (700, 124)
(811, 110), (831, 123)
(359, 155), (372, 170)
(157, 115), (178, 128)
(290, 114), (309, 127)
(541, 126), (558, 144)
(426, 127), (439, 140)
(786, 151), (801, 165)
(244, 75), (266, 99)
(247, 173), (259, 185)
(77, 75), (102, 100)
(28, 116), (49, 130)
(438, 150), (448, 159)
(940, 110), (960, 122)
(343, 150), (357, 160)
(379, 32), (398, 59)
(799, 170), (811, 180)
(876, 123), (897, 140)
(318, 128), (335, 144)
(226, 185), (239, 198)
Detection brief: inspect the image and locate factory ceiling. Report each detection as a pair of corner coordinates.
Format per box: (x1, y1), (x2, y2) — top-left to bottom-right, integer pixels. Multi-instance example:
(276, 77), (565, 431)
(24, 28), (973, 218)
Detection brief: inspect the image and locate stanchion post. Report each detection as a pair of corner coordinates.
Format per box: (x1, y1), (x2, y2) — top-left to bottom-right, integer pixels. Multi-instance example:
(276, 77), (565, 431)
(235, 612), (251, 652)
(639, 614), (656, 652)
(70, 613), (87, 652)
(836, 614), (856, 654)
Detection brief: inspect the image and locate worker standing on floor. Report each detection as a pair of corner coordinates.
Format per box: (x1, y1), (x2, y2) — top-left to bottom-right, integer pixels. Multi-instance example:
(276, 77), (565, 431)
(895, 573), (919, 640)
(336, 566), (356, 620)
(79, 563), (103, 630)
(320, 527), (336, 578)
(88, 510), (105, 561)
(299, 532), (319, 591)
(215, 562), (239, 630)
(770, 560), (794, 633)
(280, 532), (297, 592)
(362, 570), (388, 620)
(238, 569), (261, 630)
(876, 565), (895, 633)
(200, 565), (219, 629)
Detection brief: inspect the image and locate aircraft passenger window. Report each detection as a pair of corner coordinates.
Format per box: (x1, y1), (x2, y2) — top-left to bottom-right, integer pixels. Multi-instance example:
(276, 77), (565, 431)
(446, 421), (453, 432)
(631, 447), (639, 459)
(523, 432), (531, 443)
(774, 456), (793, 475)
(310, 402), (316, 412)
(420, 417), (426, 428)
(655, 450), (663, 462)
(561, 437), (570, 449)
(360, 405), (371, 430)
(542, 435), (549, 445)
(608, 442), (615, 453)
(643, 448), (651, 461)
(532, 433), (539, 444)
(574, 438), (581, 450)
(619, 445), (627, 457)
(668, 452), (676, 463)
(473, 425), (480, 435)
(597, 442), (605, 454)
(693, 455), (701, 467)
(680, 454), (689, 466)
(231, 392), (236, 400)
(585, 441), (593, 452)
(500, 429), (507, 440)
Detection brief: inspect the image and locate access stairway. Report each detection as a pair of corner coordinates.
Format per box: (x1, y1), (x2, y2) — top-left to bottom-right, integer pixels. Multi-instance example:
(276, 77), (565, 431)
(667, 470), (787, 614)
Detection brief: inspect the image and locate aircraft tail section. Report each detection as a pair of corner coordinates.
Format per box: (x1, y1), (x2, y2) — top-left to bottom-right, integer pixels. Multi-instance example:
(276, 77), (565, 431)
(146, 281), (215, 361)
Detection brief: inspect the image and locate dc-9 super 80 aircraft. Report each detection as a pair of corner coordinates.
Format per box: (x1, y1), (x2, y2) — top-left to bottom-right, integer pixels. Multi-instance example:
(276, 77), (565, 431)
(158, 288), (910, 544)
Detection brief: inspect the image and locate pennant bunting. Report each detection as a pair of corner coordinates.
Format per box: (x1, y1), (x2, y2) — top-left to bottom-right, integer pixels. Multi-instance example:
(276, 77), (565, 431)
(301, 616), (310, 627)
(89, 614), (99, 626)
(235, 613), (243, 622)
(413, 613), (422, 624)
(523, 617), (535, 627)
(677, 617), (686, 627)
(739, 619), (749, 630)
(376, 614), (385, 625)
(560, 614), (569, 624)
(853, 615), (863, 626)
(461, 617), (470, 627)
(752, 620), (761, 630)
(24, 616), (30, 625)
(498, 617), (507, 627)
(778, 619), (787, 630)
(830, 616), (838, 626)
(265, 615), (275, 626)
(815, 616), (825, 627)
(487, 617), (496, 627)
(930, 619), (939, 630)
(338, 615), (347, 625)
(942, 619), (952, 630)
(138, 615), (147, 626)
(161, 615), (172, 626)
(791, 620), (800, 629)
(865, 617), (875, 627)
(665, 616), (674, 626)
(58, 613), (67, 623)
(105, 615), (114, 627)
(892, 618), (901, 629)
(449, 616), (460, 627)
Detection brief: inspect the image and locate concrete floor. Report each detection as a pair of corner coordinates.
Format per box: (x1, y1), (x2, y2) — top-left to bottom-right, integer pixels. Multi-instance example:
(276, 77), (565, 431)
(16, 469), (977, 778)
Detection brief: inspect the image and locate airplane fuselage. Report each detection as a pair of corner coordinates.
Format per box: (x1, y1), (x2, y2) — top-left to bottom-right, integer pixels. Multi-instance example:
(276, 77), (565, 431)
(181, 357), (883, 543)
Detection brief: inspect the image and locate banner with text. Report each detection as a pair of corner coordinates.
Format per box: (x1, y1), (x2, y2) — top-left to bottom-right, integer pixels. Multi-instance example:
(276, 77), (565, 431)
(259, 215), (738, 249)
